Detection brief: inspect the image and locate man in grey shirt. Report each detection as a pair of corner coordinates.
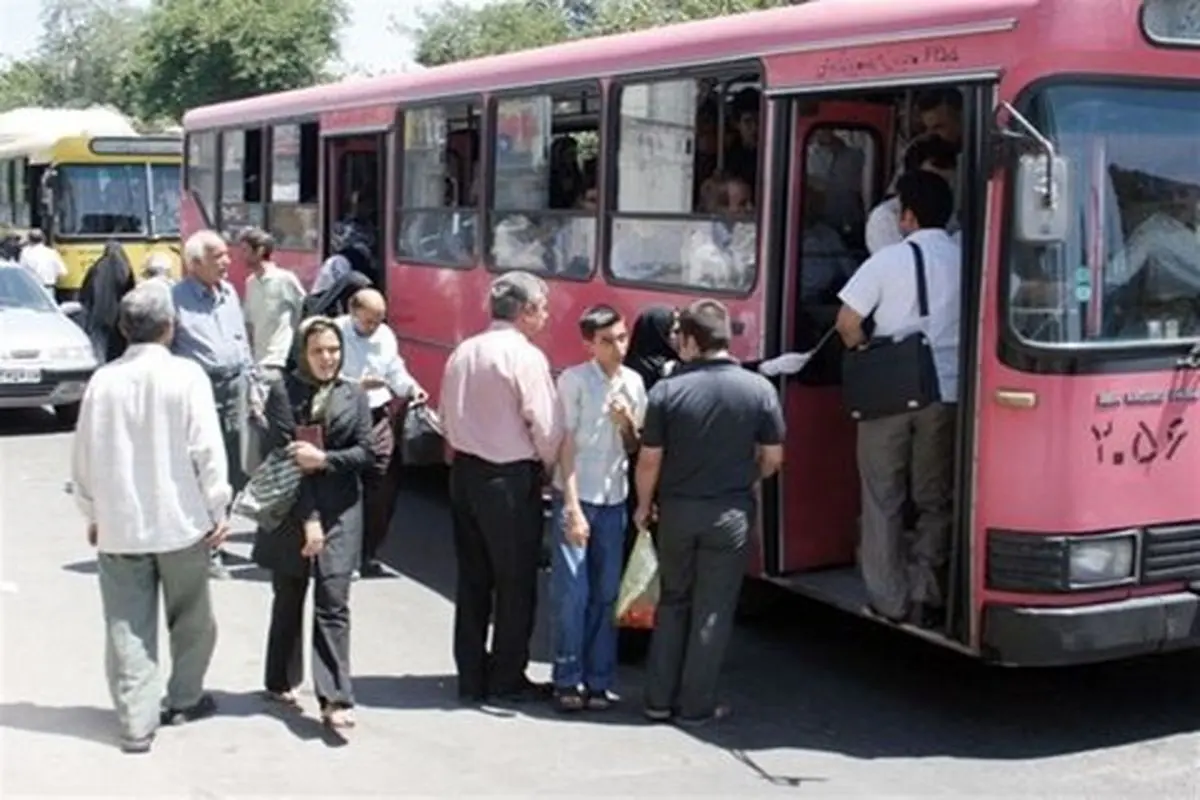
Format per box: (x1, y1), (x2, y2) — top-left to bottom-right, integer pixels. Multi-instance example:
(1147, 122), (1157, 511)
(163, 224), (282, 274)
(634, 299), (785, 726)
(171, 229), (253, 579)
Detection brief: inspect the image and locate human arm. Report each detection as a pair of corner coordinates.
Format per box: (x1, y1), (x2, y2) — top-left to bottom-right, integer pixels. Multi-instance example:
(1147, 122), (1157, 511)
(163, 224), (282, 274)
(322, 387), (376, 474)
(517, 348), (563, 469)
(835, 255), (882, 349)
(633, 384), (667, 528)
(755, 381), (787, 479)
(70, 386), (96, 530)
(379, 326), (425, 401)
(186, 368), (233, 525)
(556, 370), (589, 545)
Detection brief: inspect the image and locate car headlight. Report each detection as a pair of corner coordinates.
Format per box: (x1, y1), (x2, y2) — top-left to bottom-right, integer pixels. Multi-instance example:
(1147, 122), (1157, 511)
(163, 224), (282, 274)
(1068, 536), (1135, 586)
(47, 345), (95, 362)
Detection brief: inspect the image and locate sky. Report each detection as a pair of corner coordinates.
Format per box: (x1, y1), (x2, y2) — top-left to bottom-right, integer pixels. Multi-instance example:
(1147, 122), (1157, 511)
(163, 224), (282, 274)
(0, 0), (498, 73)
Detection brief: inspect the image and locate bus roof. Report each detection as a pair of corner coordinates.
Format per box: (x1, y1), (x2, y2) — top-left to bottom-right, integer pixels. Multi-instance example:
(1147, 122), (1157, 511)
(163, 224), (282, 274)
(184, 0), (1039, 130)
(0, 106), (142, 163)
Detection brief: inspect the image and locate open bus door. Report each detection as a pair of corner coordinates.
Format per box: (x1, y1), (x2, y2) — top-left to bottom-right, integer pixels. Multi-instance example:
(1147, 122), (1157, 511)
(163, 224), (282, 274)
(322, 133), (388, 292)
(766, 99), (894, 578)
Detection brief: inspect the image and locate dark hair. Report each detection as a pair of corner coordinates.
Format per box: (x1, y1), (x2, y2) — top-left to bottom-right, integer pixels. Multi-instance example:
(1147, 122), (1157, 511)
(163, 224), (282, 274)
(678, 299), (732, 353)
(238, 226), (274, 258)
(27, 228), (45, 244)
(896, 170), (954, 230)
(578, 304), (622, 339)
(915, 88), (963, 113)
(732, 88), (761, 117)
(903, 135), (959, 174)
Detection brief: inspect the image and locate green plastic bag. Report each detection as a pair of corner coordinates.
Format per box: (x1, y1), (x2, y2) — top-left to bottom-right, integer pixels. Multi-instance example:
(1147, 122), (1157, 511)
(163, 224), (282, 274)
(615, 528), (660, 626)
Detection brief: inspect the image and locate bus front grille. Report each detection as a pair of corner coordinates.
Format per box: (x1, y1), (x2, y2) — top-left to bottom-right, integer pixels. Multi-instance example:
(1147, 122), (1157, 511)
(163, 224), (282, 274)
(1141, 522), (1200, 584)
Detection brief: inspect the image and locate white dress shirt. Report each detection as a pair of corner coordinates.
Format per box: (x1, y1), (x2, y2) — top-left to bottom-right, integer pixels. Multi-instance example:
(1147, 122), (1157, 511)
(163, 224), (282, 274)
(72, 343), (231, 554)
(865, 196), (961, 255)
(553, 361), (647, 506)
(19, 243), (66, 288)
(244, 263), (306, 367)
(838, 228), (962, 402)
(335, 316), (418, 408)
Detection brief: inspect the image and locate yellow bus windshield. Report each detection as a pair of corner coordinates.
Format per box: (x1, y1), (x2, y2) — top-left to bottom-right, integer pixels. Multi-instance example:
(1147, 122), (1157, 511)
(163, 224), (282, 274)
(54, 162), (181, 238)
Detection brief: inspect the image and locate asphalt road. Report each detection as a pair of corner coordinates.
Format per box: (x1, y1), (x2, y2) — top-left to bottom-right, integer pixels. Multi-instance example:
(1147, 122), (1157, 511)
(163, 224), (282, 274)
(1, 407), (1198, 797)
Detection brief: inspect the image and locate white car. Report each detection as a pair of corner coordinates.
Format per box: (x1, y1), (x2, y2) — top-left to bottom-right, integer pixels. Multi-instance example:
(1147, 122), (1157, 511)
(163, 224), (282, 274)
(0, 263), (98, 426)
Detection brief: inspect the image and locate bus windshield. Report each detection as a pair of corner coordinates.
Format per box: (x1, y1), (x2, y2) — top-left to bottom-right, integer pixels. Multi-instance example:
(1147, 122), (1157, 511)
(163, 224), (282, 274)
(55, 162), (181, 239)
(1007, 83), (1200, 346)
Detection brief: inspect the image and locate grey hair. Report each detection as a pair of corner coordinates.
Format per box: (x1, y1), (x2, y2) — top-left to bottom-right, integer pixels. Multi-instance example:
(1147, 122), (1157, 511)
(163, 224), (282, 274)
(489, 271), (548, 321)
(183, 229), (223, 271)
(119, 280), (175, 344)
(142, 252), (172, 278)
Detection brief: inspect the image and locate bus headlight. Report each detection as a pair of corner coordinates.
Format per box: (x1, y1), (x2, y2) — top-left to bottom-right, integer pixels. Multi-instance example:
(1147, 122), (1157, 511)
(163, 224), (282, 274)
(1068, 536), (1136, 586)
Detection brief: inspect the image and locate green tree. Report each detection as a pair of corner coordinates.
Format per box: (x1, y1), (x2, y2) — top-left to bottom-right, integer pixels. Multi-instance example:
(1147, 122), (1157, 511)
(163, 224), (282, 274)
(403, 1), (574, 68)
(0, 59), (47, 113)
(125, 0), (349, 121)
(35, 0), (146, 109)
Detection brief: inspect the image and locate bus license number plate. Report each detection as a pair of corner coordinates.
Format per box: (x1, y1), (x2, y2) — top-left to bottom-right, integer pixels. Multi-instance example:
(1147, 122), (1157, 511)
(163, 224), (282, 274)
(0, 368), (41, 384)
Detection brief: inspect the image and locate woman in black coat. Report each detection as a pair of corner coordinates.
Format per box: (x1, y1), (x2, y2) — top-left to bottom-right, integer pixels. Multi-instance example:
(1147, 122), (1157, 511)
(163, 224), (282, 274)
(252, 316), (375, 729)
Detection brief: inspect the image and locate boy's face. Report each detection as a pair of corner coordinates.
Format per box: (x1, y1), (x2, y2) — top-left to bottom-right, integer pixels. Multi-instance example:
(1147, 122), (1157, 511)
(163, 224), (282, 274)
(586, 319), (629, 366)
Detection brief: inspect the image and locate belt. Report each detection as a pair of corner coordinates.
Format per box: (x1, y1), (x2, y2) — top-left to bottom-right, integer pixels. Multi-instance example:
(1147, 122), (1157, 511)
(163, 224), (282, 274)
(206, 365), (244, 383)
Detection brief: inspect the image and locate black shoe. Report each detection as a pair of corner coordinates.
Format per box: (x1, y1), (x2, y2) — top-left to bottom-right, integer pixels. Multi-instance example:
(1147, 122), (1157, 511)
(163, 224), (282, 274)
(359, 560), (387, 578)
(160, 692), (217, 726)
(491, 679), (552, 704)
(119, 733), (154, 754)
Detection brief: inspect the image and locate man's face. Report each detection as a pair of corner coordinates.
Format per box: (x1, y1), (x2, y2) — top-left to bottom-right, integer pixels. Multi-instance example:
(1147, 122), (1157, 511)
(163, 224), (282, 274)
(352, 302), (386, 338)
(517, 294), (550, 337)
(725, 180), (753, 215)
(736, 111), (759, 147)
(194, 241), (230, 286)
(585, 319), (629, 367)
(920, 103), (962, 146)
(239, 241), (262, 268)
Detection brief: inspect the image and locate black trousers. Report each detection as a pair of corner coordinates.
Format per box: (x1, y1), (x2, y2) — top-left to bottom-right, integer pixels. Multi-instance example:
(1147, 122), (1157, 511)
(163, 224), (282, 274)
(449, 453), (543, 697)
(361, 403), (403, 566)
(645, 498), (752, 719)
(264, 571), (354, 708)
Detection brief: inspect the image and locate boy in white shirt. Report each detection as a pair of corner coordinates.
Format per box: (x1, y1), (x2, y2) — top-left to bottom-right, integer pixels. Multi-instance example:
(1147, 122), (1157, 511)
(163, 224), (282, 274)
(552, 304), (647, 712)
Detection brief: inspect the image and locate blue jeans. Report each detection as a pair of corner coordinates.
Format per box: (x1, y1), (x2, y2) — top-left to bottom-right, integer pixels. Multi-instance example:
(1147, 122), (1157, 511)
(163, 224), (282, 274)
(551, 496), (627, 692)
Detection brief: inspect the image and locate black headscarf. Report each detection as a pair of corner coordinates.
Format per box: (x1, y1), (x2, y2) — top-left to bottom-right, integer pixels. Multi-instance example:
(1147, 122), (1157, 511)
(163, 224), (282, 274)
(304, 268), (372, 320)
(79, 240), (136, 362)
(624, 306), (679, 392)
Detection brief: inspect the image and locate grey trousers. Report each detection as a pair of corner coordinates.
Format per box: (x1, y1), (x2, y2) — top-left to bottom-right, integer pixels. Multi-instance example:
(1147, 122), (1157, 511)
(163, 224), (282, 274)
(856, 402), (956, 619)
(645, 498), (751, 719)
(97, 540), (217, 740)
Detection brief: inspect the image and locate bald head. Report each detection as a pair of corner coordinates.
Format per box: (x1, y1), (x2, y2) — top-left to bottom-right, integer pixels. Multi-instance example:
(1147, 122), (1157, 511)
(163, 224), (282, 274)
(348, 288), (387, 338)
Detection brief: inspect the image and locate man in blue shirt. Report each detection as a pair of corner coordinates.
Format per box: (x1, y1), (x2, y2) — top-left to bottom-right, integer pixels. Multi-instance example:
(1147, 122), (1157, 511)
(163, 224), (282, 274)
(171, 229), (253, 579)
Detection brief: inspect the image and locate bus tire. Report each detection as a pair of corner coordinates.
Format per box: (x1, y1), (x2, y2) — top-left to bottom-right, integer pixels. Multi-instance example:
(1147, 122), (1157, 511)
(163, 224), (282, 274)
(617, 626), (651, 664)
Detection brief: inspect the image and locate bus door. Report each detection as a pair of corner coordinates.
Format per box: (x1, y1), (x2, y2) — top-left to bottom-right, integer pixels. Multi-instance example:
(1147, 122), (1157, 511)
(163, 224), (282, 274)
(323, 134), (387, 289)
(769, 98), (893, 576)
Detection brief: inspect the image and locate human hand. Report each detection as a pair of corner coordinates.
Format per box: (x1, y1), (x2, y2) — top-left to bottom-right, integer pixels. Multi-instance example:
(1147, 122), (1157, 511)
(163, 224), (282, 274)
(301, 519), (325, 558)
(204, 520), (230, 549)
(607, 396), (634, 429)
(565, 506), (590, 547)
(633, 504), (654, 533)
(288, 441), (327, 473)
(410, 386), (429, 404)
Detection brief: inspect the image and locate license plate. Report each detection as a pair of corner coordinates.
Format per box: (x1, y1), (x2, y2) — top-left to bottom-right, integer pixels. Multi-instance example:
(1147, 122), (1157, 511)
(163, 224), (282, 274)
(0, 368), (41, 384)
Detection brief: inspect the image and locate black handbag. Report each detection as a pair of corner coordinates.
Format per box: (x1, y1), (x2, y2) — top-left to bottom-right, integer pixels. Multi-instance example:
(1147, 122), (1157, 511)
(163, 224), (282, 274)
(842, 242), (940, 421)
(400, 402), (446, 467)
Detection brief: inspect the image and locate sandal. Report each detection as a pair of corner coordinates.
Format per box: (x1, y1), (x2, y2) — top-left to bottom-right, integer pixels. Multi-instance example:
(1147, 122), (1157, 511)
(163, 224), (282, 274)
(586, 689), (619, 711)
(553, 686), (586, 713)
(263, 690), (300, 708)
(322, 706), (356, 729)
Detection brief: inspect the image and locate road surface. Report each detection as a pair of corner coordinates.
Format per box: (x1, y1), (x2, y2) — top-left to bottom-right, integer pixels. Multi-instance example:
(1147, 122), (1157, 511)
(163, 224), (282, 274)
(1, 409), (1198, 797)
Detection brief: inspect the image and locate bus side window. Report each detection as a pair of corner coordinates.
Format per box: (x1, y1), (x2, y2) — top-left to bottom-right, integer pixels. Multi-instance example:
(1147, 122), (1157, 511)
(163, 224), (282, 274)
(186, 131), (218, 228)
(795, 126), (880, 386)
(219, 128), (265, 236)
(488, 85), (601, 278)
(608, 71), (761, 294)
(0, 162), (11, 226)
(267, 122), (320, 252)
(397, 100), (481, 267)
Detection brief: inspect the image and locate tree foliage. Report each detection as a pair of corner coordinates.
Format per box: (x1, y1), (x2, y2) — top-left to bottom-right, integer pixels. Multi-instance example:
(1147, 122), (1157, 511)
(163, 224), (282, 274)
(407, 0), (796, 67)
(124, 0), (349, 121)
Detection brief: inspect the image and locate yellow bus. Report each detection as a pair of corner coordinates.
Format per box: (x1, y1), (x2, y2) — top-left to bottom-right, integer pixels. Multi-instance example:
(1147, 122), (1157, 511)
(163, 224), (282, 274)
(0, 107), (183, 299)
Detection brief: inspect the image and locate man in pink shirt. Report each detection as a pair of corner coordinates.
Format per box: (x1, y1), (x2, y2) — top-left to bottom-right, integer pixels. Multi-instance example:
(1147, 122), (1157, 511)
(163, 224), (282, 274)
(440, 271), (562, 704)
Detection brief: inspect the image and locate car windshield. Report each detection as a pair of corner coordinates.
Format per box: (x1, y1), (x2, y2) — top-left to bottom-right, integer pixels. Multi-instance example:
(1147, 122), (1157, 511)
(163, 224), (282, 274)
(56, 163), (150, 237)
(1007, 83), (1200, 346)
(0, 268), (57, 311)
(151, 163), (182, 237)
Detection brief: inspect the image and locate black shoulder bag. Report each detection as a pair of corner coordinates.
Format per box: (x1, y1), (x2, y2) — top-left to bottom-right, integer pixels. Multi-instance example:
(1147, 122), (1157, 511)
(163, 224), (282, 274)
(841, 242), (940, 421)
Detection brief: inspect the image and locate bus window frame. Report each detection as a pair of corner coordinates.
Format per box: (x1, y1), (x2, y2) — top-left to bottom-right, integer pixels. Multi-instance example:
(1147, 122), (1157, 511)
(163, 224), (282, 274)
(185, 130), (219, 228)
(0, 160), (12, 225)
(483, 79), (604, 282)
(603, 60), (765, 299)
(217, 127), (268, 238)
(395, 94), (484, 271)
(996, 72), (1200, 377)
(266, 118), (321, 252)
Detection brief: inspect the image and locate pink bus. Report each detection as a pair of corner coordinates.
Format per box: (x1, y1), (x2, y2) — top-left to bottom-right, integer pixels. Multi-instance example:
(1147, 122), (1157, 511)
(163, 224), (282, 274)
(182, 0), (1200, 665)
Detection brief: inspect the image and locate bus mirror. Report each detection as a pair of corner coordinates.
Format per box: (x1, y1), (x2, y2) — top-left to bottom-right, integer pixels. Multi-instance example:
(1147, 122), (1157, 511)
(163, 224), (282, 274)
(1014, 154), (1070, 244)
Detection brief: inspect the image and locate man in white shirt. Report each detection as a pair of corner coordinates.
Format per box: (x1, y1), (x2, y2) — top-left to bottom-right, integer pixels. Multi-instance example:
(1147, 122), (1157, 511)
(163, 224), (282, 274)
(19, 229), (66, 294)
(551, 304), (647, 712)
(865, 136), (960, 255)
(836, 171), (961, 630)
(71, 281), (231, 754)
(336, 288), (426, 578)
(240, 228), (305, 375)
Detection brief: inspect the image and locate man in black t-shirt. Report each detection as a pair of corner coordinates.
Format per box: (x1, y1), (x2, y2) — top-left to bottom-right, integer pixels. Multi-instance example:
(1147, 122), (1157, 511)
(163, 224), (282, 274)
(633, 299), (785, 726)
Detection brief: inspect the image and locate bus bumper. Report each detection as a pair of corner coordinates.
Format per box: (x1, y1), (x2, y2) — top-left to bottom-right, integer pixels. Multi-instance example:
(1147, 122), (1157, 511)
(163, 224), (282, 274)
(982, 592), (1200, 666)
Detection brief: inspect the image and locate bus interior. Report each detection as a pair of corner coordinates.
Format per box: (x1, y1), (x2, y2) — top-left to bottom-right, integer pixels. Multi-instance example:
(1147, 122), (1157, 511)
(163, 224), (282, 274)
(763, 81), (986, 646)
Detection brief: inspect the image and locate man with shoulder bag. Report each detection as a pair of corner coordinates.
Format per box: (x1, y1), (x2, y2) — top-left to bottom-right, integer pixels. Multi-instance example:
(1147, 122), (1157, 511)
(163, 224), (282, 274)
(834, 170), (961, 630)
